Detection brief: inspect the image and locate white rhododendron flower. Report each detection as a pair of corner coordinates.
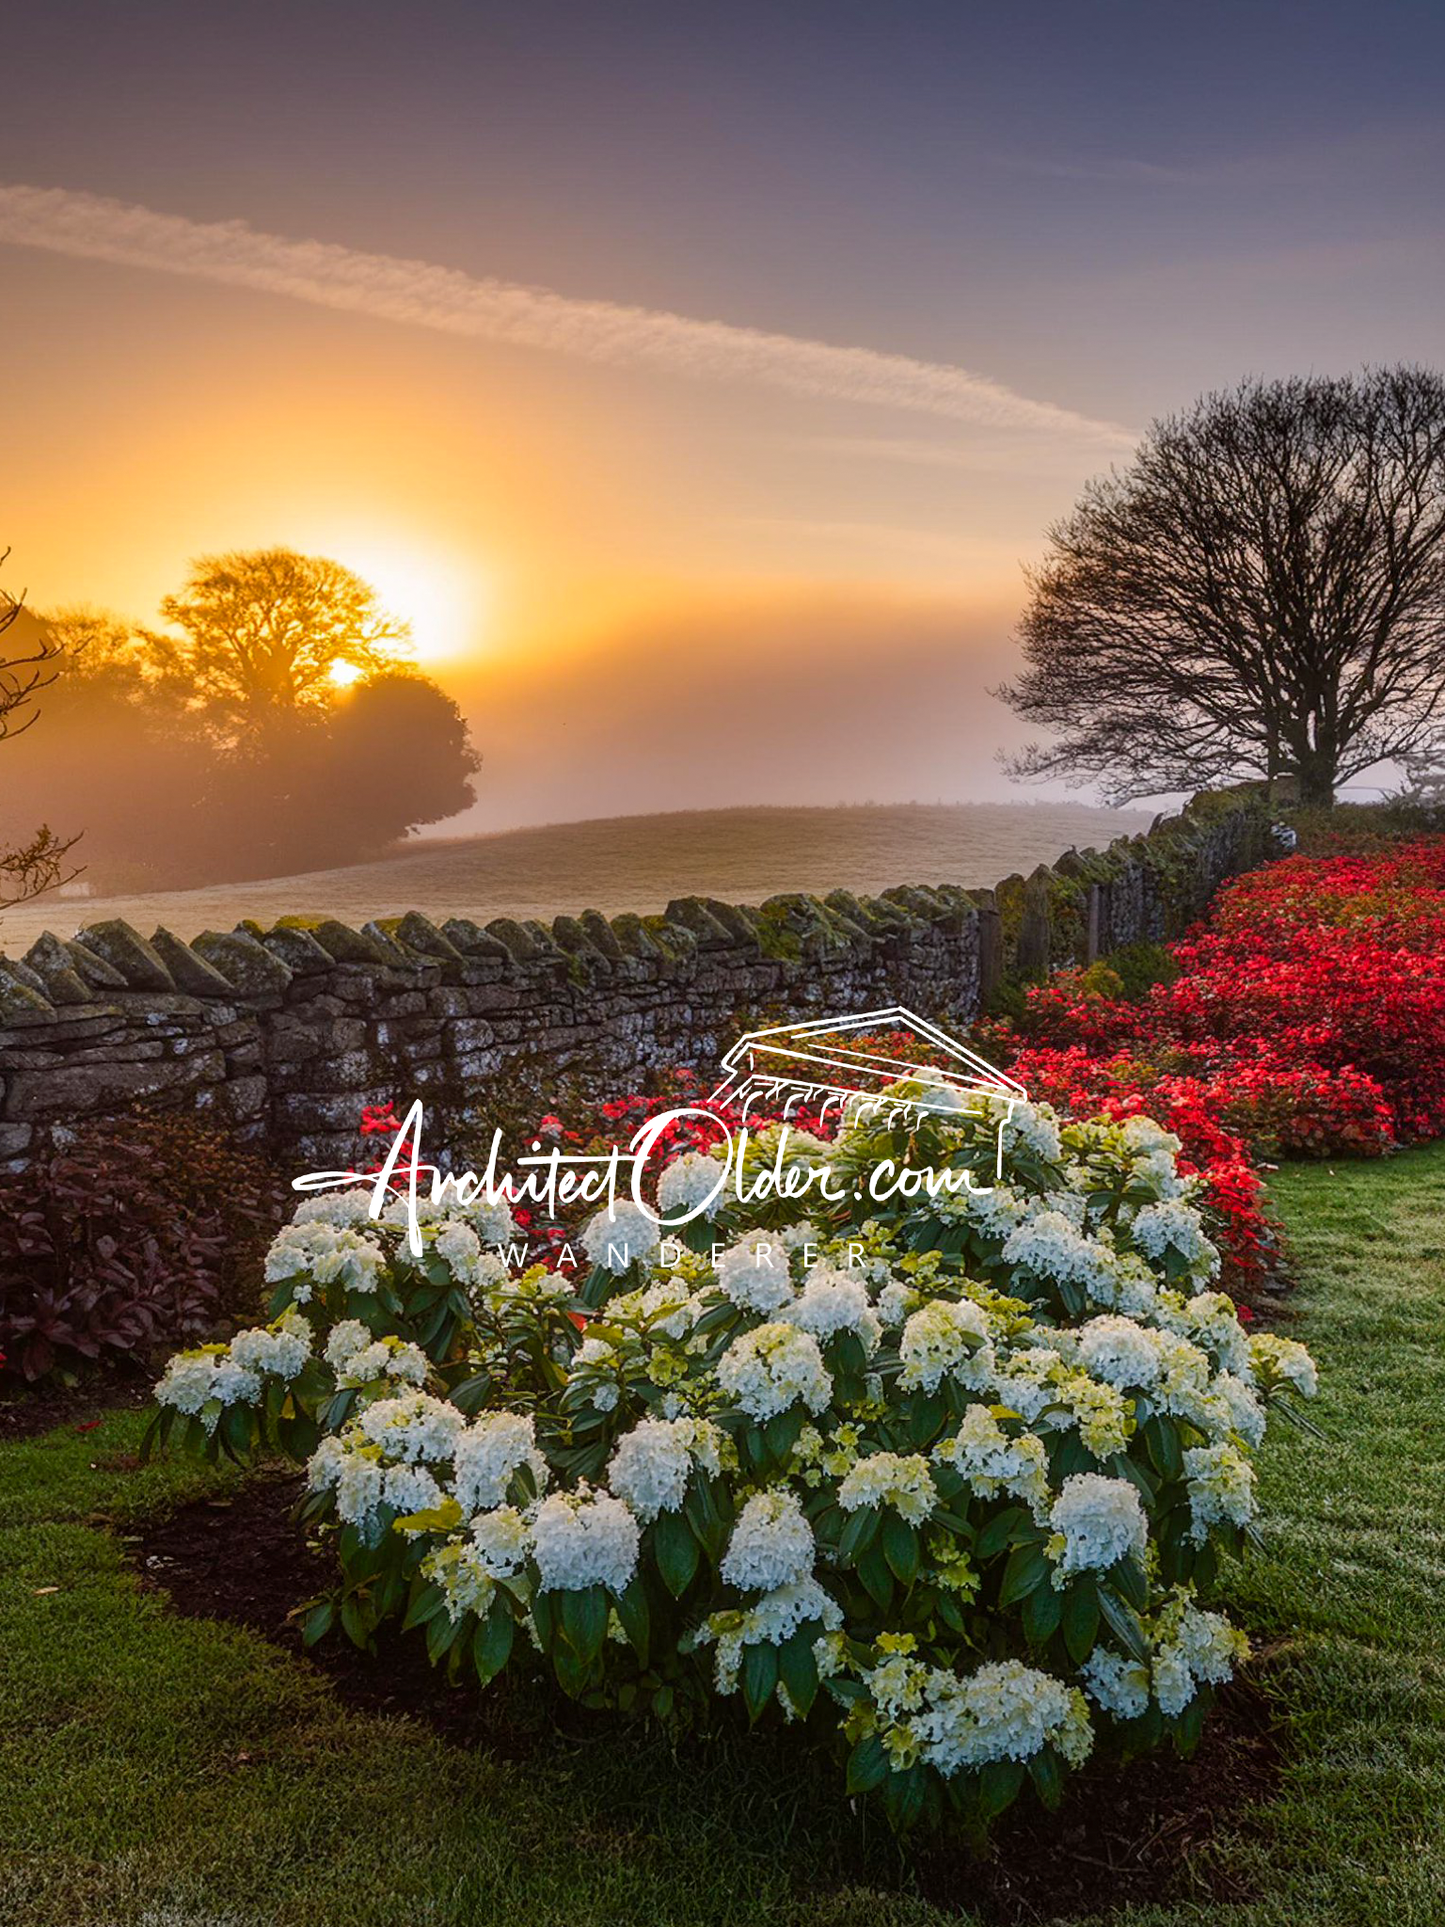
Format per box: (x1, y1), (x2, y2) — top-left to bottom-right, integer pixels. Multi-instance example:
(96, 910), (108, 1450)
(1048, 1473), (1148, 1576)
(1249, 1331), (1320, 1398)
(454, 1412), (548, 1512)
(357, 1392), (466, 1464)
(1129, 1198), (1218, 1275)
(997, 1098), (1064, 1164)
(933, 1405), (1050, 1512)
(531, 1488), (640, 1594)
(155, 1350), (260, 1425)
(720, 1489), (815, 1592)
(1210, 1371), (1267, 1447)
(324, 1318), (428, 1388)
(1081, 1646), (1151, 1720)
(291, 1189), (379, 1228)
(657, 1150), (726, 1221)
(607, 1416), (718, 1521)
(265, 1222), (387, 1297)
(1182, 1441), (1258, 1541)
(782, 1262), (881, 1350)
(715, 1230), (795, 1314)
(693, 1577), (843, 1693)
(898, 1297), (991, 1391)
(717, 1322), (831, 1420)
(1076, 1313), (1164, 1390)
(1002, 1211), (1116, 1297)
(837, 1451), (937, 1524)
(226, 1310), (314, 1380)
(909, 1658), (1092, 1774)
(581, 1201), (661, 1274)
(432, 1219), (482, 1280)
(469, 1504), (531, 1576)
(307, 1435), (385, 1529)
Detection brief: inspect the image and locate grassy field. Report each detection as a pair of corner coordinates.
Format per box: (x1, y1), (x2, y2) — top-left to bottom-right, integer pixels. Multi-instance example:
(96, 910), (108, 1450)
(0, 801), (1151, 952)
(2, 1146), (1443, 1925)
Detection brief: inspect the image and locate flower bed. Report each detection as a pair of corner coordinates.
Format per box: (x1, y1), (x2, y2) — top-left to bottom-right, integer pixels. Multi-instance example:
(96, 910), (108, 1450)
(150, 1085), (1316, 1835)
(996, 840), (1445, 1155)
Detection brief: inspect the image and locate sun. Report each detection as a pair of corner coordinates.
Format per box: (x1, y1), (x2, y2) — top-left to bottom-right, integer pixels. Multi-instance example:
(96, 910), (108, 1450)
(323, 537), (484, 666)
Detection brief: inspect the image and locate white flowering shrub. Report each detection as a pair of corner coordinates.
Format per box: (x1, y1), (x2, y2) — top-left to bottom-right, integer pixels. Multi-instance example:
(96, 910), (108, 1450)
(147, 1088), (1318, 1833)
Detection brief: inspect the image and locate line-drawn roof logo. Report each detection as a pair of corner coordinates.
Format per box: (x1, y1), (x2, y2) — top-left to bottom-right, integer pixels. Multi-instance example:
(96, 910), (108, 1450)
(708, 1004), (1026, 1175)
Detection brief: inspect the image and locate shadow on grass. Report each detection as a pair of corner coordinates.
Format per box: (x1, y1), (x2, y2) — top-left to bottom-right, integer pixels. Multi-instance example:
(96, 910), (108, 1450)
(135, 1474), (1283, 1924)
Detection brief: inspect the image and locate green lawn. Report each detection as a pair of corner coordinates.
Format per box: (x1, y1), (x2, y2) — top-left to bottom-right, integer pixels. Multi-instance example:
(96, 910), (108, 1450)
(3, 1147), (1445, 1925)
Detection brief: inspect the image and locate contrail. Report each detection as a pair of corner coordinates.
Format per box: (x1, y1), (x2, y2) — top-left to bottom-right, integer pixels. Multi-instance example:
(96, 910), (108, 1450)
(0, 183), (1133, 447)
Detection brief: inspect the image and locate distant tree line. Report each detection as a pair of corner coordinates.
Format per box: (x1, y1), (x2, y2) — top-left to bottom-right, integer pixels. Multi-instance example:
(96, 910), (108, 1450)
(0, 547), (480, 893)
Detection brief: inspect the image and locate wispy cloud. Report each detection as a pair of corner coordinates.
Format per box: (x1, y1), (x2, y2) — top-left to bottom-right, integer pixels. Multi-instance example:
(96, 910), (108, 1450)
(0, 183), (1133, 447)
(779, 434), (1116, 477)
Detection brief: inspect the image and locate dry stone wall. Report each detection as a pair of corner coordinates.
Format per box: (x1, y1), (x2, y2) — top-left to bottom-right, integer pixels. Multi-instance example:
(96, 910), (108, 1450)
(0, 787), (1277, 1171)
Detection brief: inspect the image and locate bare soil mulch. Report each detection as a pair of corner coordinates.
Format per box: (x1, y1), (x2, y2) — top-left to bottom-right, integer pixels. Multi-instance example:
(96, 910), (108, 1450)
(132, 1477), (1284, 1924)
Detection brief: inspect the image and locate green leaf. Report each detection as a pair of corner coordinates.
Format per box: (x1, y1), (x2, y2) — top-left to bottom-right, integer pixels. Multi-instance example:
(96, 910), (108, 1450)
(1098, 1584), (1151, 1663)
(299, 1599), (334, 1647)
(905, 1393), (945, 1449)
(1114, 1555), (1150, 1611)
(654, 1510), (700, 1597)
(340, 1594), (371, 1650)
(393, 1498), (464, 1535)
(473, 1606), (514, 1685)
(845, 1733), (890, 1795)
(778, 1628), (819, 1718)
(741, 1641), (779, 1722)
(1191, 1539), (1219, 1593)
(1028, 1746), (1065, 1810)
(553, 1639), (592, 1699)
(1143, 1413), (1184, 1481)
(976, 1756), (1026, 1820)
(763, 1407), (805, 1463)
(1176, 1694), (1207, 1756)
(560, 1585), (609, 1666)
(836, 1504), (881, 1564)
(857, 1543), (894, 1612)
(1062, 1579), (1100, 1663)
(219, 1402), (254, 1462)
(976, 1505), (1028, 1560)
(613, 1578), (650, 1664)
(449, 1372), (493, 1415)
(401, 1583), (447, 1632)
(881, 1763), (926, 1831)
(578, 1263), (614, 1309)
(425, 1606), (466, 1665)
(1022, 1580), (1063, 1643)
(881, 1512), (919, 1587)
(998, 1542), (1051, 1608)
(530, 1590), (556, 1653)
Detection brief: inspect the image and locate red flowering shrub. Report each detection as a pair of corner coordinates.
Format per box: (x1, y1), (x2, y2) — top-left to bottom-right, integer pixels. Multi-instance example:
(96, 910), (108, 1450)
(1000, 840), (1445, 1157)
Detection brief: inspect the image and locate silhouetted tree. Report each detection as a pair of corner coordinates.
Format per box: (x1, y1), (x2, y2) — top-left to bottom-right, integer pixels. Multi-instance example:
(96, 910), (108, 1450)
(1003, 367), (1445, 807)
(148, 547), (411, 740)
(5, 564), (480, 890)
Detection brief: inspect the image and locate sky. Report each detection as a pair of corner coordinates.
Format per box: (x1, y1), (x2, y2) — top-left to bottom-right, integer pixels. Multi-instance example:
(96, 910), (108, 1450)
(3, 0), (1444, 829)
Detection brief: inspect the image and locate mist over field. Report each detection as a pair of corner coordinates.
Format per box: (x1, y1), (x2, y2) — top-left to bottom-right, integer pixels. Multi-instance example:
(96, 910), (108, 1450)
(0, 800), (1153, 952)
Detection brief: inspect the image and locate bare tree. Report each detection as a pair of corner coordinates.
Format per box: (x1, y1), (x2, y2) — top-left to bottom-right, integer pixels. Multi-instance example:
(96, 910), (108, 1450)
(0, 553), (81, 916)
(1001, 367), (1445, 807)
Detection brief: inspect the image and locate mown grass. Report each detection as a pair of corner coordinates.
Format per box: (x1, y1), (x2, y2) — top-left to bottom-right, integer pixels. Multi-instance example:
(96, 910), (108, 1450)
(3, 1146), (1444, 1925)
